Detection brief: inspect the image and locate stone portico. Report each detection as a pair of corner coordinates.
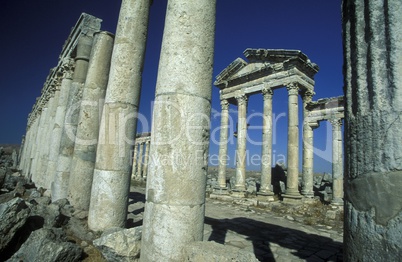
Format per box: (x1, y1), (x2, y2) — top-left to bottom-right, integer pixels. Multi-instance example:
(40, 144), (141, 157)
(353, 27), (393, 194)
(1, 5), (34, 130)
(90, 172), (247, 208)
(214, 49), (319, 201)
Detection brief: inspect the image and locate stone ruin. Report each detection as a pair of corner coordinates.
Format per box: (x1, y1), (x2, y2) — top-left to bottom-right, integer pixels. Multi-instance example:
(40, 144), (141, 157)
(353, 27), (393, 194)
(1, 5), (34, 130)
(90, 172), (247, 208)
(5, 0), (402, 261)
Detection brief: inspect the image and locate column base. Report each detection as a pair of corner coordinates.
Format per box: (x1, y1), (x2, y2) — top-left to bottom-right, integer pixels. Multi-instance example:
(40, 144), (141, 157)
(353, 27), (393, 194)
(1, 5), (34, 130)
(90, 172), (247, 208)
(231, 189), (246, 198)
(257, 191), (275, 202)
(331, 198), (344, 206)
(301, 190), (314, 198)
(282, 193), (303, 204)
(213, 186), (229, 195)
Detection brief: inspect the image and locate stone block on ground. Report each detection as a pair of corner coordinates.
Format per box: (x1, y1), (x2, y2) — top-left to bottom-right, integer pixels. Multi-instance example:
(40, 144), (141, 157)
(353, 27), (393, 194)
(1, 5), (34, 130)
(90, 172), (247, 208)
(7, 228), (82, 262)
(93, 226), (142, 262)
(183, 241), (259, 262)
(0, 198), (30, 253)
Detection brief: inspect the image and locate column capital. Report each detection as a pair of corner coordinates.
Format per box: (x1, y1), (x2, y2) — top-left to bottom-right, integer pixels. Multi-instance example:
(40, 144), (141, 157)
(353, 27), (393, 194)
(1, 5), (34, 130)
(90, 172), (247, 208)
(235, 94), (248, 106)
(329, 118), (342, 128)
(262, 87), (273, 100)
(61, 58), (75, 79)
(301, 89), (315, 102)
(286, 82), (300, 96)
(220, 99), (229, 110)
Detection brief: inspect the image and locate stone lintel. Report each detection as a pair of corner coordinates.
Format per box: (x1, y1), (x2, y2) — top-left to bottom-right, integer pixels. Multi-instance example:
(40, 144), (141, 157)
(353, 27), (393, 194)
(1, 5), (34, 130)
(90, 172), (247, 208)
(220, 73), (314, 104)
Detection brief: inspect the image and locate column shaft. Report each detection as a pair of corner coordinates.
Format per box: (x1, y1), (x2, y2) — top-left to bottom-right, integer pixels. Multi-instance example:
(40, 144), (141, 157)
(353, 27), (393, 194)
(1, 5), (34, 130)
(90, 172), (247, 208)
(343, 0), (402, 260)
(48, 60), (74, 194)
(142, 141), (150, 179)
(68, 31), (114, 211)
(140, 0), (216, 260)
(301, 91), (315, 197)
(88, 0), (151, 231)
(53, 35), (93, 201)
(234, 95), (247, 192)
(217, 99), (229, 188)
(330, 118), (343, 204)
(136, 142), (144, 178)
(260, 88), (274, 195)
(132, 142), (139, 178)
(285, 83), (301, 197)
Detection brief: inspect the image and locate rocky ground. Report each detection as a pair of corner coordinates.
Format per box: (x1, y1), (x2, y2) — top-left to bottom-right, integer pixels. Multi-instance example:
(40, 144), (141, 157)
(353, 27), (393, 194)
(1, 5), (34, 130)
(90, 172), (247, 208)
(0, 150), (343, 261)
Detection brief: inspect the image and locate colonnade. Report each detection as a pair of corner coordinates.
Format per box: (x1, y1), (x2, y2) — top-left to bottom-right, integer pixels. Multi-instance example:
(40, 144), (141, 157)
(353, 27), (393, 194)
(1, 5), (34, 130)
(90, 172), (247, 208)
(214, 49), (320, 201)
(17, 0), (402, 260)
(131, 133), (151, 180)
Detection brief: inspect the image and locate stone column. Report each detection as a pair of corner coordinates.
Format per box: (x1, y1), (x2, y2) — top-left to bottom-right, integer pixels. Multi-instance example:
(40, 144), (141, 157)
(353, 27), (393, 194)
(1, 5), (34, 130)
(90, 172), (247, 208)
(142, 140), (150, 179)
(343, 0), (402, 260)
(40, 85), (60, 189)
(68, 31), (114, 211)
(31, 105), (47, 185)
(53, 35), (93, 201)
(48, 60), (74, 193)
(140, 0), (216, 260)
(284, 83), (302, 198)
(233, 94), (248, 194)
(330, 118), (343, 205)
(217, 99), (229, 189)
(131, 142), (139, 178)
(259, 87), (274, 198)
(136, 142), (144, 178)
(301, 90), (315, 198)
(88, 0), (151, 231)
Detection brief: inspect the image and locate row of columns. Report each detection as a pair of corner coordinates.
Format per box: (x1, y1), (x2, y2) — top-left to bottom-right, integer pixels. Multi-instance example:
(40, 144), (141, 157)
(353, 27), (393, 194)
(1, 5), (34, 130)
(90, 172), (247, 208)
(132, 137), (151, 180)
(217, 85), (344, 204)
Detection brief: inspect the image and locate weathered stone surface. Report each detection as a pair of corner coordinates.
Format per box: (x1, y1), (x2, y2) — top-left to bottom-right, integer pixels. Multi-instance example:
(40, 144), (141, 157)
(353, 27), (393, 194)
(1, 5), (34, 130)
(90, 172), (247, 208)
(93, 226), (142, 262)
(343, 0), (402, 260)
(0, 198), (30, 253)
(7, 228), (82, 262)
(183, 241), (259, 262)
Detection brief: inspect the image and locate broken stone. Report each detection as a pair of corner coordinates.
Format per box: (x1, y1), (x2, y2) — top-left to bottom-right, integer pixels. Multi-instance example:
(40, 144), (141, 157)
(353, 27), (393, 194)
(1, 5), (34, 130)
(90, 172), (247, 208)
(93, 226), (142, 262)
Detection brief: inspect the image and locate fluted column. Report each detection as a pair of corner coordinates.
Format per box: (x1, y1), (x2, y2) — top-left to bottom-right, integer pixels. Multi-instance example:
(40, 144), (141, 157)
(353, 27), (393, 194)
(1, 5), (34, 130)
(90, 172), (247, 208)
(136, 142), (144, 178)
(284, 83), (302, 198)
(142, 140), (150, 179)
(330, 118), (343, 205)
(343, 0), (402, 260)
(140, 0), (216, 260)
(217, 99), (229, 189)
(234, 94), (248, 194)
(301, 90), (315, 198)
(53, 35), (93, 201)
(88, 0), (151, 231)
(31, 105), (47, 184)
(68, 31), (114, 211)
(259, 87), (274, 197)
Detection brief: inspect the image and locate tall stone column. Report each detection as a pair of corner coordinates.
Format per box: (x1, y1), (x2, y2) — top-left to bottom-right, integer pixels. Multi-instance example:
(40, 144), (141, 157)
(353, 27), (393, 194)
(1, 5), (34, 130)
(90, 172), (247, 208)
(53, 35), (93, 201)
(234, 94), (248, 194)
(301, 90), (315, 198)
(48, 60), (74, 193)
(330, 118), (343, 205)
(68, 31), (114, 211)
(131, 142), (139, 178)
(140, 0), (216, 260)
(136, 142), (144, 178)
(217, 99), (229, 189)
(31, 105), (47, 185)
(88, 0), (151, 231)
(343, 0), (402, 260)
(259, 87), (274, 197)
(284, 83), (302, 198)
(142, 140), (150, 179)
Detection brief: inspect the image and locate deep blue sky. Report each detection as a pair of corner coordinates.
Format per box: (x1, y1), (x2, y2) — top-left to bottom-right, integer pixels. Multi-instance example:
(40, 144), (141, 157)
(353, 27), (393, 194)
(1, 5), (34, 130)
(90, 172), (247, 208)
(0, 0), (343, 173)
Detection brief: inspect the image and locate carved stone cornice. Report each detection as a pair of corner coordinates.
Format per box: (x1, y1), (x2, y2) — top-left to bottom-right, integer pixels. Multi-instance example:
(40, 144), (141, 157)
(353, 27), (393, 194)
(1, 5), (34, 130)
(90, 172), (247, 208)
(220, 99), (229, 111)
(235, 94), (248, 106)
